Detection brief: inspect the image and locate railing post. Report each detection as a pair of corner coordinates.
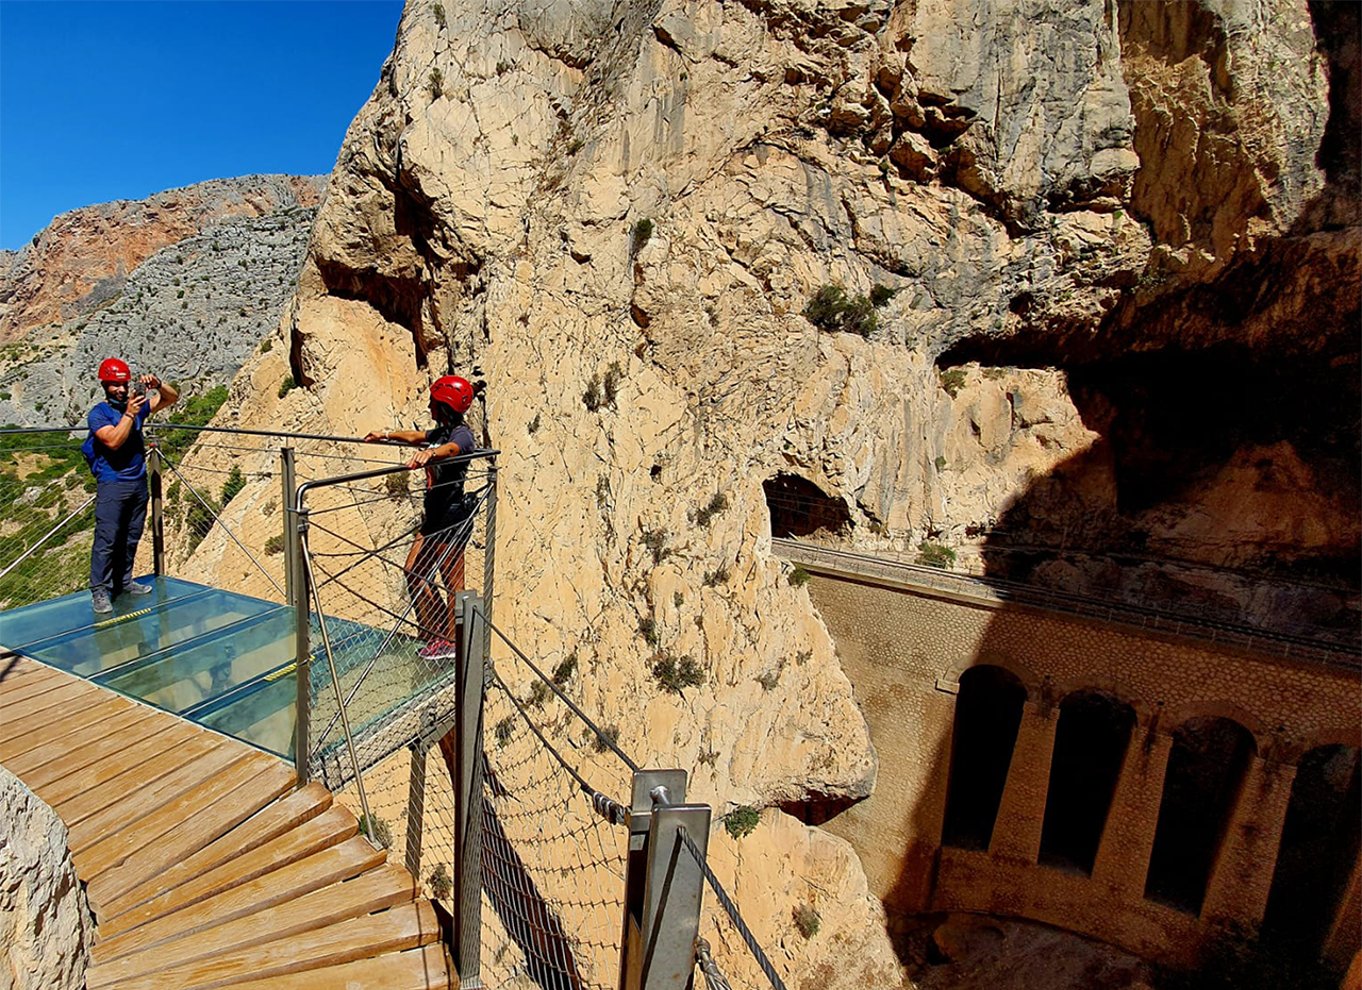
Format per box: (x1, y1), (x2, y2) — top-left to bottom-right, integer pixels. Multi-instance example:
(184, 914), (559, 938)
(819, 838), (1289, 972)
(148, 444), (165, 577)
(289, 502), (310, 785)
(481, 463), (497, 661)
(405, 740), (428, 881)
(280, 447), (296, 606)
(620, 769), (702, 990)
(452, 590), (486, 988)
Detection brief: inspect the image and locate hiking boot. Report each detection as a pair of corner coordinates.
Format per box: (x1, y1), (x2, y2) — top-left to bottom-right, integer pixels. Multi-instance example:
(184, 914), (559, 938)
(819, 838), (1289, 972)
(92, 589), (113, 615)
(418, 639), (458, 661)
(125, 582), (154, 596)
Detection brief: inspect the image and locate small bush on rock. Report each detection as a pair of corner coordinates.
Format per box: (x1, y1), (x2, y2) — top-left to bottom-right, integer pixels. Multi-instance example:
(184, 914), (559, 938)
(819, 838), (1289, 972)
(917, 542), (956, 569)
(652, 653), (704, 694)
(804, 284), (878, 337)
(725, 806), (760, 840)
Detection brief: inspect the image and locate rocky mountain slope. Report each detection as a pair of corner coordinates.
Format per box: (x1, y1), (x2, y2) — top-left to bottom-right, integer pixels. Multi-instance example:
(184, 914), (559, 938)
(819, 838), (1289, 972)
(204, 1), (1356, 986)
(0, 175), (324, 426)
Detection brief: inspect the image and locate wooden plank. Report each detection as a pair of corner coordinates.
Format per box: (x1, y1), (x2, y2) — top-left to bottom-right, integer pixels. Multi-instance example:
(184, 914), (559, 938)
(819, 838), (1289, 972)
(99, 900), (439, 990)
(93, 833), (387, 964)
(0, 659), (56, 690)
(88, 865), (419, 988)
(98, 782), (336, 931)
(0, 676), (96, 722)
(213, 943), (452, 990)
(0, 690), (129, 754)
(3, 705), (156, 777)
(84, 757), (292, 904)
(69, 745), (250, 860)
(51, 729), (221, 826)
(34, 718), (197, 809)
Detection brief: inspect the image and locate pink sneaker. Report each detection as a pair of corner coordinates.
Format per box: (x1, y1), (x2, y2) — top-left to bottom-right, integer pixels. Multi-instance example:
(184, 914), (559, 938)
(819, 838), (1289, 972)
(418, 639), (458, 661)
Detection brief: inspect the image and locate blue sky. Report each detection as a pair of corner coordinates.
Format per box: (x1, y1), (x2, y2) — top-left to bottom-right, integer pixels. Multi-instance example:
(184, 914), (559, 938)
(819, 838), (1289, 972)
(0, 0), (404, 250)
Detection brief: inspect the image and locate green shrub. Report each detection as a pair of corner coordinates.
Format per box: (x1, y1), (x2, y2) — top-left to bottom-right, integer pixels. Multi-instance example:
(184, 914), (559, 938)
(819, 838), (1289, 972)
(593, 724), (620, 753)
(703, 565), (729, 588)
(384, 471), (410, 498)
(642, 528), (668, 564)
(870, 284), (897, 307)
(724, 806), (760, 840)
(793, 904), (821, 939)
(527, 413), (540, 434)
(804, 284), (878, 337)
(551, 652), (577, 685)
(639, 616), (660, 647)
(264, 534), (285, 555)
(259, 338), (273, 354)
(428, 67), (444, 99)
(631, 218), (654, 255)
(916, 542), (956, 569)
(526, 680), (551, 708)
(496, 60), (511, 75)
(278, 375), (296, 399)
(934, 455), (947, 472)
(787, 565), (810, 588)
(220, 465), (246, 506)
(938, 367), (967, 397)
(494, 716), (515, 748)
(583, 375), (604, 411)
(430, 1), (446, 28)
(694, 492), (728, 527)
(427, 862), (452, 900)
(673, 591), (684, 607)
(358, 813), (393, 848)
(756, 667), (781, 691)
(602, 361), (623, 407)
(652, 653), (704, 694)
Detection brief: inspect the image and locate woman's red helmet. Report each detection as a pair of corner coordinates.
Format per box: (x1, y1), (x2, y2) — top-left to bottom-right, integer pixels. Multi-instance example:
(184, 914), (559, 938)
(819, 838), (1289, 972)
(98, 358), (131, 383)
(430, 375), (474, 414)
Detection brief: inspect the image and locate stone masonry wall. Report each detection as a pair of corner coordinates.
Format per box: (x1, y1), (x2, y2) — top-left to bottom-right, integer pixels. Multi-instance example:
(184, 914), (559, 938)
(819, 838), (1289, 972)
(807, 573), (1361, 967)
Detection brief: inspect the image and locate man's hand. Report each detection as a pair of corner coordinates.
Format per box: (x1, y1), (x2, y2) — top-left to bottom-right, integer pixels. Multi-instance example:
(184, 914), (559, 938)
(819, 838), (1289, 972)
(407, 448), (436, 469)
(140, 374), (161, 391)
(364, 431), (385, 443)
(124, 394), (146, 419)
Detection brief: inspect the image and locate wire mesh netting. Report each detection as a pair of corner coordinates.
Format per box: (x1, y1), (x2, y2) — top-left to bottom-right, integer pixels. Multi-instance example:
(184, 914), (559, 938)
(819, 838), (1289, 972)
(296, 452), (494, 782)
(0, 429), (97, 610)
(477, 671), (630, 989)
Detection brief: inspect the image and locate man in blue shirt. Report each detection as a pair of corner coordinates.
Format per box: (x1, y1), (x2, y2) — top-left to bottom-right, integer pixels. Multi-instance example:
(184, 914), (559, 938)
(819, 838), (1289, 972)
(84, 357), (179, 614)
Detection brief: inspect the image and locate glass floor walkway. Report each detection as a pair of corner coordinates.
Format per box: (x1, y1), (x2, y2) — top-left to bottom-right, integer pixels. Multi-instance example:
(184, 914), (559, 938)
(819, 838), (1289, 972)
(0, 576), (452, 762)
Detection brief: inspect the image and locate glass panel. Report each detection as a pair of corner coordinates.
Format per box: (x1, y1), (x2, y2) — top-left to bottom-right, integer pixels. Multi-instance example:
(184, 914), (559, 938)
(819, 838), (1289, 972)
(97, 607), (296, 716)
(0, 576), (210, 651)
(197, 673), (299, 760)
(22, 586), (277, 678)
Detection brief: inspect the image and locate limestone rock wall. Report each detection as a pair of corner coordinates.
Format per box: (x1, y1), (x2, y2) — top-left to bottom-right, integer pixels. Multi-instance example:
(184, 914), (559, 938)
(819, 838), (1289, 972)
(209, 0), (1356, 980)
(0, 766), (90, 990)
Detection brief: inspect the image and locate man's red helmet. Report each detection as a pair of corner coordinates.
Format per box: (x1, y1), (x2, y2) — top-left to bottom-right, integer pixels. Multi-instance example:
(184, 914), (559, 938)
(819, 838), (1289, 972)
(97, 358), (131, 383)
(430, 375), (474, 414)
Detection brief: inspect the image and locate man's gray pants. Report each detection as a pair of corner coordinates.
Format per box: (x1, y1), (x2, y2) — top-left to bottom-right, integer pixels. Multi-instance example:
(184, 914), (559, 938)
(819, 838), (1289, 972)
(90, 478), (148, 595)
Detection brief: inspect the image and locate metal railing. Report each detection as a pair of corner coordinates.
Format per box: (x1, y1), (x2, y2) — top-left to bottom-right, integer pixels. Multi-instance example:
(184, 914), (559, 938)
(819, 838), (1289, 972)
(0, 423), (797, 990)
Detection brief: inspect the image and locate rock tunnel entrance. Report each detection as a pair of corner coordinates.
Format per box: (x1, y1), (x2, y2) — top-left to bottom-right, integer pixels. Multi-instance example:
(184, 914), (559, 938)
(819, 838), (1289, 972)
(1145, 716), (1256, 913)
(940, 665), (1027, 851)
(1264, 744), (1362, 948)
(1038, 691), (1136, 874)
(763, 473), (852, 539)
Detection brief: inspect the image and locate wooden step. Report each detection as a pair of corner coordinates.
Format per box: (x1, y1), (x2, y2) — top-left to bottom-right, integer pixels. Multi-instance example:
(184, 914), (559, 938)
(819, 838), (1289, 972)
(215, 943), (452, 990)
(86, 759), (295, 907)
(93, 832), (385, 963)
(89, 865), (419, 987)
(98, 782), (336, 931)
(71, 748), (256, 861)
(0, 679), (111, 737)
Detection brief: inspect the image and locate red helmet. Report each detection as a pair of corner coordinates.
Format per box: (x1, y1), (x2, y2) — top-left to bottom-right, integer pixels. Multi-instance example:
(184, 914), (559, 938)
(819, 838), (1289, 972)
(430, 375), (474, 414)
(98, 358), (131, 383)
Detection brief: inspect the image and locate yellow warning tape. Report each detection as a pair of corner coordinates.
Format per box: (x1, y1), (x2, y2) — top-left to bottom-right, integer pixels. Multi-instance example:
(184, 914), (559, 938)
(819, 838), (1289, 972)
(91, 604), (156, 630)
(265, 662), (297, 682)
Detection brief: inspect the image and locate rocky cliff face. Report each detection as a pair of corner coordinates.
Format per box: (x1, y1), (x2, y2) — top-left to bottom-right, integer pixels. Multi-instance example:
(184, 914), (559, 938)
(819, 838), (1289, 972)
(0, 175), (324, 426)
(0, 766), (91, 990)
(212, 0), (1356, 983)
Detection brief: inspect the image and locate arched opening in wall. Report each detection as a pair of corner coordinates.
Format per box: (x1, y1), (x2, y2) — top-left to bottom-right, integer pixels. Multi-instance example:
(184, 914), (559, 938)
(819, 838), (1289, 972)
(940, 665), (1027, 851)
(1263, 745), (1361, 948)
(763, 474), (852, 539)
(1038, 691), (1136, 874)
(1144, 716), (1256, 913)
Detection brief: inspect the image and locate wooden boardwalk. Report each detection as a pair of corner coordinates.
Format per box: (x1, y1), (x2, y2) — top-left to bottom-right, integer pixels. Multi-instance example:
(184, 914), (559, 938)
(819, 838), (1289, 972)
(0, 657), (453, 989)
